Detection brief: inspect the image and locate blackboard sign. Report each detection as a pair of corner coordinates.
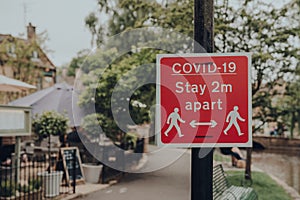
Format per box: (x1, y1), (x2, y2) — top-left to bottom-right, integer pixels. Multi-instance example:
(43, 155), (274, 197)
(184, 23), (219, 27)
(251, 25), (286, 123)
(60, 147), (84, 185)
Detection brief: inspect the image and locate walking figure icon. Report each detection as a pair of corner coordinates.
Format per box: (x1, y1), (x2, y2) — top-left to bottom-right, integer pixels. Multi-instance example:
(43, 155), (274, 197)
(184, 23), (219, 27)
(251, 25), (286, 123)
(164, 107), (185, 138)
(224, 106), (245, 136)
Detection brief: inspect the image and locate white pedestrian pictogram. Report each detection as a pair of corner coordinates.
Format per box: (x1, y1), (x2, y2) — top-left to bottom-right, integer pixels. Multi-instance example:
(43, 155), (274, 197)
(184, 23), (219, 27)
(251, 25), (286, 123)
(164, 107), (185, 137)
(224, 106), (245, 136)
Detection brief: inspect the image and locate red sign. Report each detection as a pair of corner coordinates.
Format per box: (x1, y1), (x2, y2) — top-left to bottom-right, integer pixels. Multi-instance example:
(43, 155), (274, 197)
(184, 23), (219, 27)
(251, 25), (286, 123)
(156, 53), (252, 147)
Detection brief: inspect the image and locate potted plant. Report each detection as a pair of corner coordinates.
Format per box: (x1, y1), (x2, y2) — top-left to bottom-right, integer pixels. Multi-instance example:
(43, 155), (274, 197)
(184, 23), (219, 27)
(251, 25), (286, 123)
(33, 111), (68, 197)
(81, 113), (105, 183)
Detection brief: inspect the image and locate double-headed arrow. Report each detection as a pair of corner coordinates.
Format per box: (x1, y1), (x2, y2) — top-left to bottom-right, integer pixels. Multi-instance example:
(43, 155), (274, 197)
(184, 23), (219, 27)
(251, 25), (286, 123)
(190, 120), (217, 128)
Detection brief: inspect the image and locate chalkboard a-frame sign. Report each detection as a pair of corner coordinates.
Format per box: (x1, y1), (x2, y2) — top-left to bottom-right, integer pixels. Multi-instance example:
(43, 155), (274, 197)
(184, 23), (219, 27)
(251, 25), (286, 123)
(60, 147), (85, 185)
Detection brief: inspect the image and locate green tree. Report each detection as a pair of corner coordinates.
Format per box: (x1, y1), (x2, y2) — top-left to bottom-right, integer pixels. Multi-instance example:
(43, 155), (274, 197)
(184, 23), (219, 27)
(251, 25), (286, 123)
(73, 1), (300, 169)
(33, 111), (68, 139)
(77, 47), (160, 142)
(276, 66), (300, 138)
(274, 0), (300, 138)
(67, 49), (90, 77)
(33, 111), (68, 172)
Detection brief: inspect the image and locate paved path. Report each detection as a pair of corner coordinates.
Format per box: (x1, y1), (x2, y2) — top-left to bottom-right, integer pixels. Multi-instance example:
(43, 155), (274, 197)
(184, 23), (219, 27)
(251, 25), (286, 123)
(73, 147), (300, 200)
(80, 147), (190, 200)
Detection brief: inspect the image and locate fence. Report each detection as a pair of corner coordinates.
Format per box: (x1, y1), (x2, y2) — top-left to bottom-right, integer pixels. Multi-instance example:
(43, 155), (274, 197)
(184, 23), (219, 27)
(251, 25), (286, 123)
(0, 152), (76, 199)
(0, 137), (145, 199)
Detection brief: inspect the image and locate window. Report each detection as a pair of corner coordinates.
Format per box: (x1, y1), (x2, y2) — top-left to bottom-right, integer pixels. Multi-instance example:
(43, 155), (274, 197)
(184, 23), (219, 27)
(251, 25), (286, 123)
(6, 44), (16, 58)
(31, 50), (40, 62)
(32, 51), (38, 58)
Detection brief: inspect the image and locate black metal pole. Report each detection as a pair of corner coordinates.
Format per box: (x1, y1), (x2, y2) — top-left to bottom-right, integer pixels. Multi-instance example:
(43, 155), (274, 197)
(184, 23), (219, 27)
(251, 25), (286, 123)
(192, 0), (214, 200)
(73, 149), (76, 194)
(194, 0), (214, 53)
(48, 134), (51, 173)
(101, 146), (106, 184)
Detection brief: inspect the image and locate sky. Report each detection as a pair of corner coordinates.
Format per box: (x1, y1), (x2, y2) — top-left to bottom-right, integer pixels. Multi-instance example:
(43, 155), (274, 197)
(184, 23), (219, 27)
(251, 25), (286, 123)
(0, 0), (292, 67)
(0, 0), (99, 66)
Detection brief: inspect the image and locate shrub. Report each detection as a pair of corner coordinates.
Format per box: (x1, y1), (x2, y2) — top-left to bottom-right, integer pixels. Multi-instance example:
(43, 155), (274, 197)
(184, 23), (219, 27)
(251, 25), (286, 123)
(29, 179), (42, 190)
(0, 181), (16, 197)
(17, 179), (41, 194)
(82, 113), (118, 141)
(33, 111), (68, 138)
(17, 184), (31, 193)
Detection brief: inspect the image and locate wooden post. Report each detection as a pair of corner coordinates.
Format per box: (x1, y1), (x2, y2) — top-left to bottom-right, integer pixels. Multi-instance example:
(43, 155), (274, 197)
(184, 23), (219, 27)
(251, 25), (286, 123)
(192, 0), (214, 200)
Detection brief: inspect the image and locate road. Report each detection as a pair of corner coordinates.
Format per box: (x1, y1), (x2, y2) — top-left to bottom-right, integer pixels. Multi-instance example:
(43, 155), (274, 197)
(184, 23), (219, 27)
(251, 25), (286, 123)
(80, 147), (191, 200)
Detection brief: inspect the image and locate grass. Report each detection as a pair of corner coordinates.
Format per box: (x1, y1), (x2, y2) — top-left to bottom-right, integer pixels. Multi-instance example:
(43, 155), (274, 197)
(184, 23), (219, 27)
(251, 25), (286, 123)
(213, 151), (231, 162)
(226, 171), (292, 200)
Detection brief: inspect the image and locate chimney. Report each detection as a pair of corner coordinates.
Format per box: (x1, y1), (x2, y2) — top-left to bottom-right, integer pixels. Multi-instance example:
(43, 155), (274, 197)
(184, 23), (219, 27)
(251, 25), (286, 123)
(27, 22), (36, 40)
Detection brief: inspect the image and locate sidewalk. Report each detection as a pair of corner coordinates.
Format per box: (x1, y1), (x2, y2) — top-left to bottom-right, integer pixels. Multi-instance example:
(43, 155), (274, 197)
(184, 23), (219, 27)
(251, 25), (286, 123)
(59, 154), (148, 200)
(60, 183), (110, 200)
(267, 173), (300, 200)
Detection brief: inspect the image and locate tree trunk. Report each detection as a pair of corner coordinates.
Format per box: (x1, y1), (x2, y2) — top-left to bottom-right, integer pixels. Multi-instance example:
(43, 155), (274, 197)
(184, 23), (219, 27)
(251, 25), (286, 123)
(297, 110), (300, 135)
(245, 147), (252, 180)
(290, 112), (295, 139)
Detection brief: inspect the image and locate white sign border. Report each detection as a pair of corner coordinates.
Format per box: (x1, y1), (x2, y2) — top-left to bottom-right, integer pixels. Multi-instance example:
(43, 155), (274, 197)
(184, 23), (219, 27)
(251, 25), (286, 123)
(0, 105), (32, 137)
(156, 53), (252, 148)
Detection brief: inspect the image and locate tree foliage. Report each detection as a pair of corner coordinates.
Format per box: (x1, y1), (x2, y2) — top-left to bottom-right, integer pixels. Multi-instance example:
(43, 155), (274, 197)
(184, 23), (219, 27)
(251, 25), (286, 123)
(0, 31), (53, 103)
(0, 36), (38, 84)
(73, 0), (300, 139)
(33, 111), (68, 138)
